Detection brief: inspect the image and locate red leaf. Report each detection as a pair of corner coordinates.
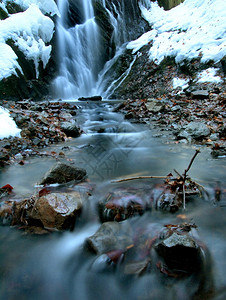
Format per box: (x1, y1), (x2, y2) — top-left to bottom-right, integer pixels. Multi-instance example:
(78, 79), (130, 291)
(106, 249), (124, 264)
(1, 184), (13, 193)
(39, 188), (50, 197)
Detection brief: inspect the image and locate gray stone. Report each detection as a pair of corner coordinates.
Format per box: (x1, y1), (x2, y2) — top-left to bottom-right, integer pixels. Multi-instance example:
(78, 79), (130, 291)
(178, 122), (210, 140)
(86, 221), (133, 255)
(61, 121), (80, 137)
(191, 90), (209, 100)
(209, 133), (219, 141)
(146, 99), (165, 113)
(40, 163), (87, 185)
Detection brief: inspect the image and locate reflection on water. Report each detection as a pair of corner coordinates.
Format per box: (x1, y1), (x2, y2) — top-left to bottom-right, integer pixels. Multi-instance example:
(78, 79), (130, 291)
(0, 102), (225, 299)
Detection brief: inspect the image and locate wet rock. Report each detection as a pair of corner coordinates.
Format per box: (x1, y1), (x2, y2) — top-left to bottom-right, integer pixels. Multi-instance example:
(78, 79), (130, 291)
(78, 96), (102, 101)
(86, 221), (133, 255)
(19, 226), (51, 235)
(154, 231), (203, 273)
(61, 121), (80, 138)
(90, 254), (112, 272)
(39, 163), (87, 185)
(145, 99), (165, 113)
(211, 144), (226, 158)
(125, 111), (136, 119)
(124, 258), (151, 275)
(30, 191), (85, 230)
(98, 188), (147, 222)
(0, 202), (13, 225)
(178, 122), (210, 140)
(191, 90), (209, 100)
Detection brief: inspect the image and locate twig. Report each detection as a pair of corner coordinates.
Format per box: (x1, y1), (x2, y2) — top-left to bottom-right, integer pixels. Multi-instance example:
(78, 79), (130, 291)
(174, 169), (183, 179)
(112, 175), (168, 183)
(183, 149), (200, 182)
(183, 183), (186, 210)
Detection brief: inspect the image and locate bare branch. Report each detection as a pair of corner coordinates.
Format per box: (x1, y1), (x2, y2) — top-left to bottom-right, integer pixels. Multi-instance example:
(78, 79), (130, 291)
(112, 175), (168, 183)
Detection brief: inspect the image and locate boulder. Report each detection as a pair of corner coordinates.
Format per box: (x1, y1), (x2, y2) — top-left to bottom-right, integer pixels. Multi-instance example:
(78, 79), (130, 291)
(154, 231), (203, 273)
(78, 96), (102, 101)
(178, 122), (210, 140)
(39, 163), (87, 185)
(145, 99), (165, 113)
(191, 90), (209, 100)
(31, 191), (85, 230)
(86, 221), (133, 255)
(61, 121), (80, 137)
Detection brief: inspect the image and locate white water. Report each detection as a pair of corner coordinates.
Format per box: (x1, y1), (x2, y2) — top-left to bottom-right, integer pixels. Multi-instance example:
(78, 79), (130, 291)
(52, 0), (149, 100)
(52, 0), (100, 100)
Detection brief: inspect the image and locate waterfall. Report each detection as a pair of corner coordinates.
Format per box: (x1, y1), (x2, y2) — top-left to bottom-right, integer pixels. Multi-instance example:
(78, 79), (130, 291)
(52, 0), (100, 100)
(52, 0), (149, 100)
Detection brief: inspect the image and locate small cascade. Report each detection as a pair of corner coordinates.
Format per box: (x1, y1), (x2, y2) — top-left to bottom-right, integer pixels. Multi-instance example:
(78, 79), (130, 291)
(52, 0), (100, 100)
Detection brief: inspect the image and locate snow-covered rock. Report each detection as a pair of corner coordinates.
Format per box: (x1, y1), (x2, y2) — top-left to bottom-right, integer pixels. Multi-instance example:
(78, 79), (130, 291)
(0, 4), (55, 79)
(129, 0), (226, 65)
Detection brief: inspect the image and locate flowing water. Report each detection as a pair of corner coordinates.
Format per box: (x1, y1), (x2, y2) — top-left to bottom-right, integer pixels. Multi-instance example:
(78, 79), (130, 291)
(1, 0), (226, 298)
(0, 101), (226, 300)
(52, 0), (101, 99)
(52, 0), (148, 100)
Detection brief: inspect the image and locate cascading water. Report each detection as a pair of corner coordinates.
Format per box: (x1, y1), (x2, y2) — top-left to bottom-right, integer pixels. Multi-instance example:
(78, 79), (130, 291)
(52, 0), (149, 100)
(52, 0), (100, 100)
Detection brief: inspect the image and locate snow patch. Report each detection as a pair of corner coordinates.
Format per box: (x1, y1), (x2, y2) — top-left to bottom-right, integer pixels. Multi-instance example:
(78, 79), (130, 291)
(172, 78), (189, 90)
(129, 0), (226, 65)
(0, 107), (21, 139)
(196, 68), (223, 83)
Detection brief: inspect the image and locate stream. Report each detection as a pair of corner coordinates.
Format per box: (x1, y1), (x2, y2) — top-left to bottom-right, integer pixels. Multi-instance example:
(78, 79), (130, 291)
(0, 101), (226, 300)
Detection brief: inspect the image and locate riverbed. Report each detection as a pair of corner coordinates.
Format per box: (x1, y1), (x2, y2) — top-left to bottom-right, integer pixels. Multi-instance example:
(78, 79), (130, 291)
(0, 101), (225, 300)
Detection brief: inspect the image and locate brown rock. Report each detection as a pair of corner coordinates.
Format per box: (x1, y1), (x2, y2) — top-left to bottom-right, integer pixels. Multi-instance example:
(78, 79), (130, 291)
(31, 191), (86, 230)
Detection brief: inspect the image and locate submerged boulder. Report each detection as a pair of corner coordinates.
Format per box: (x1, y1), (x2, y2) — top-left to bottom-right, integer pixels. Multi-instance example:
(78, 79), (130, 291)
(86, 221), (133, 255)
(40, 163), (87, 185)
(98, 186), (149, 222)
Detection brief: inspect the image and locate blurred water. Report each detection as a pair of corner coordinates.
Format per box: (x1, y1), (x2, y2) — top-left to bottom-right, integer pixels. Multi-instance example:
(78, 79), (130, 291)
(0, 102), (225, 300)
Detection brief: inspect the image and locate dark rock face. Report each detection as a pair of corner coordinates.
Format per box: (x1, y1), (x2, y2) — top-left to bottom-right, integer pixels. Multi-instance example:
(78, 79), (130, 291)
(68, 0), (86, 27)
(92, 0), (150, 80)
(154, 232), (202, 273)
(158, 0), (185, 10)
(110, 44), (225, 100)
(40, 163), (87, 185)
